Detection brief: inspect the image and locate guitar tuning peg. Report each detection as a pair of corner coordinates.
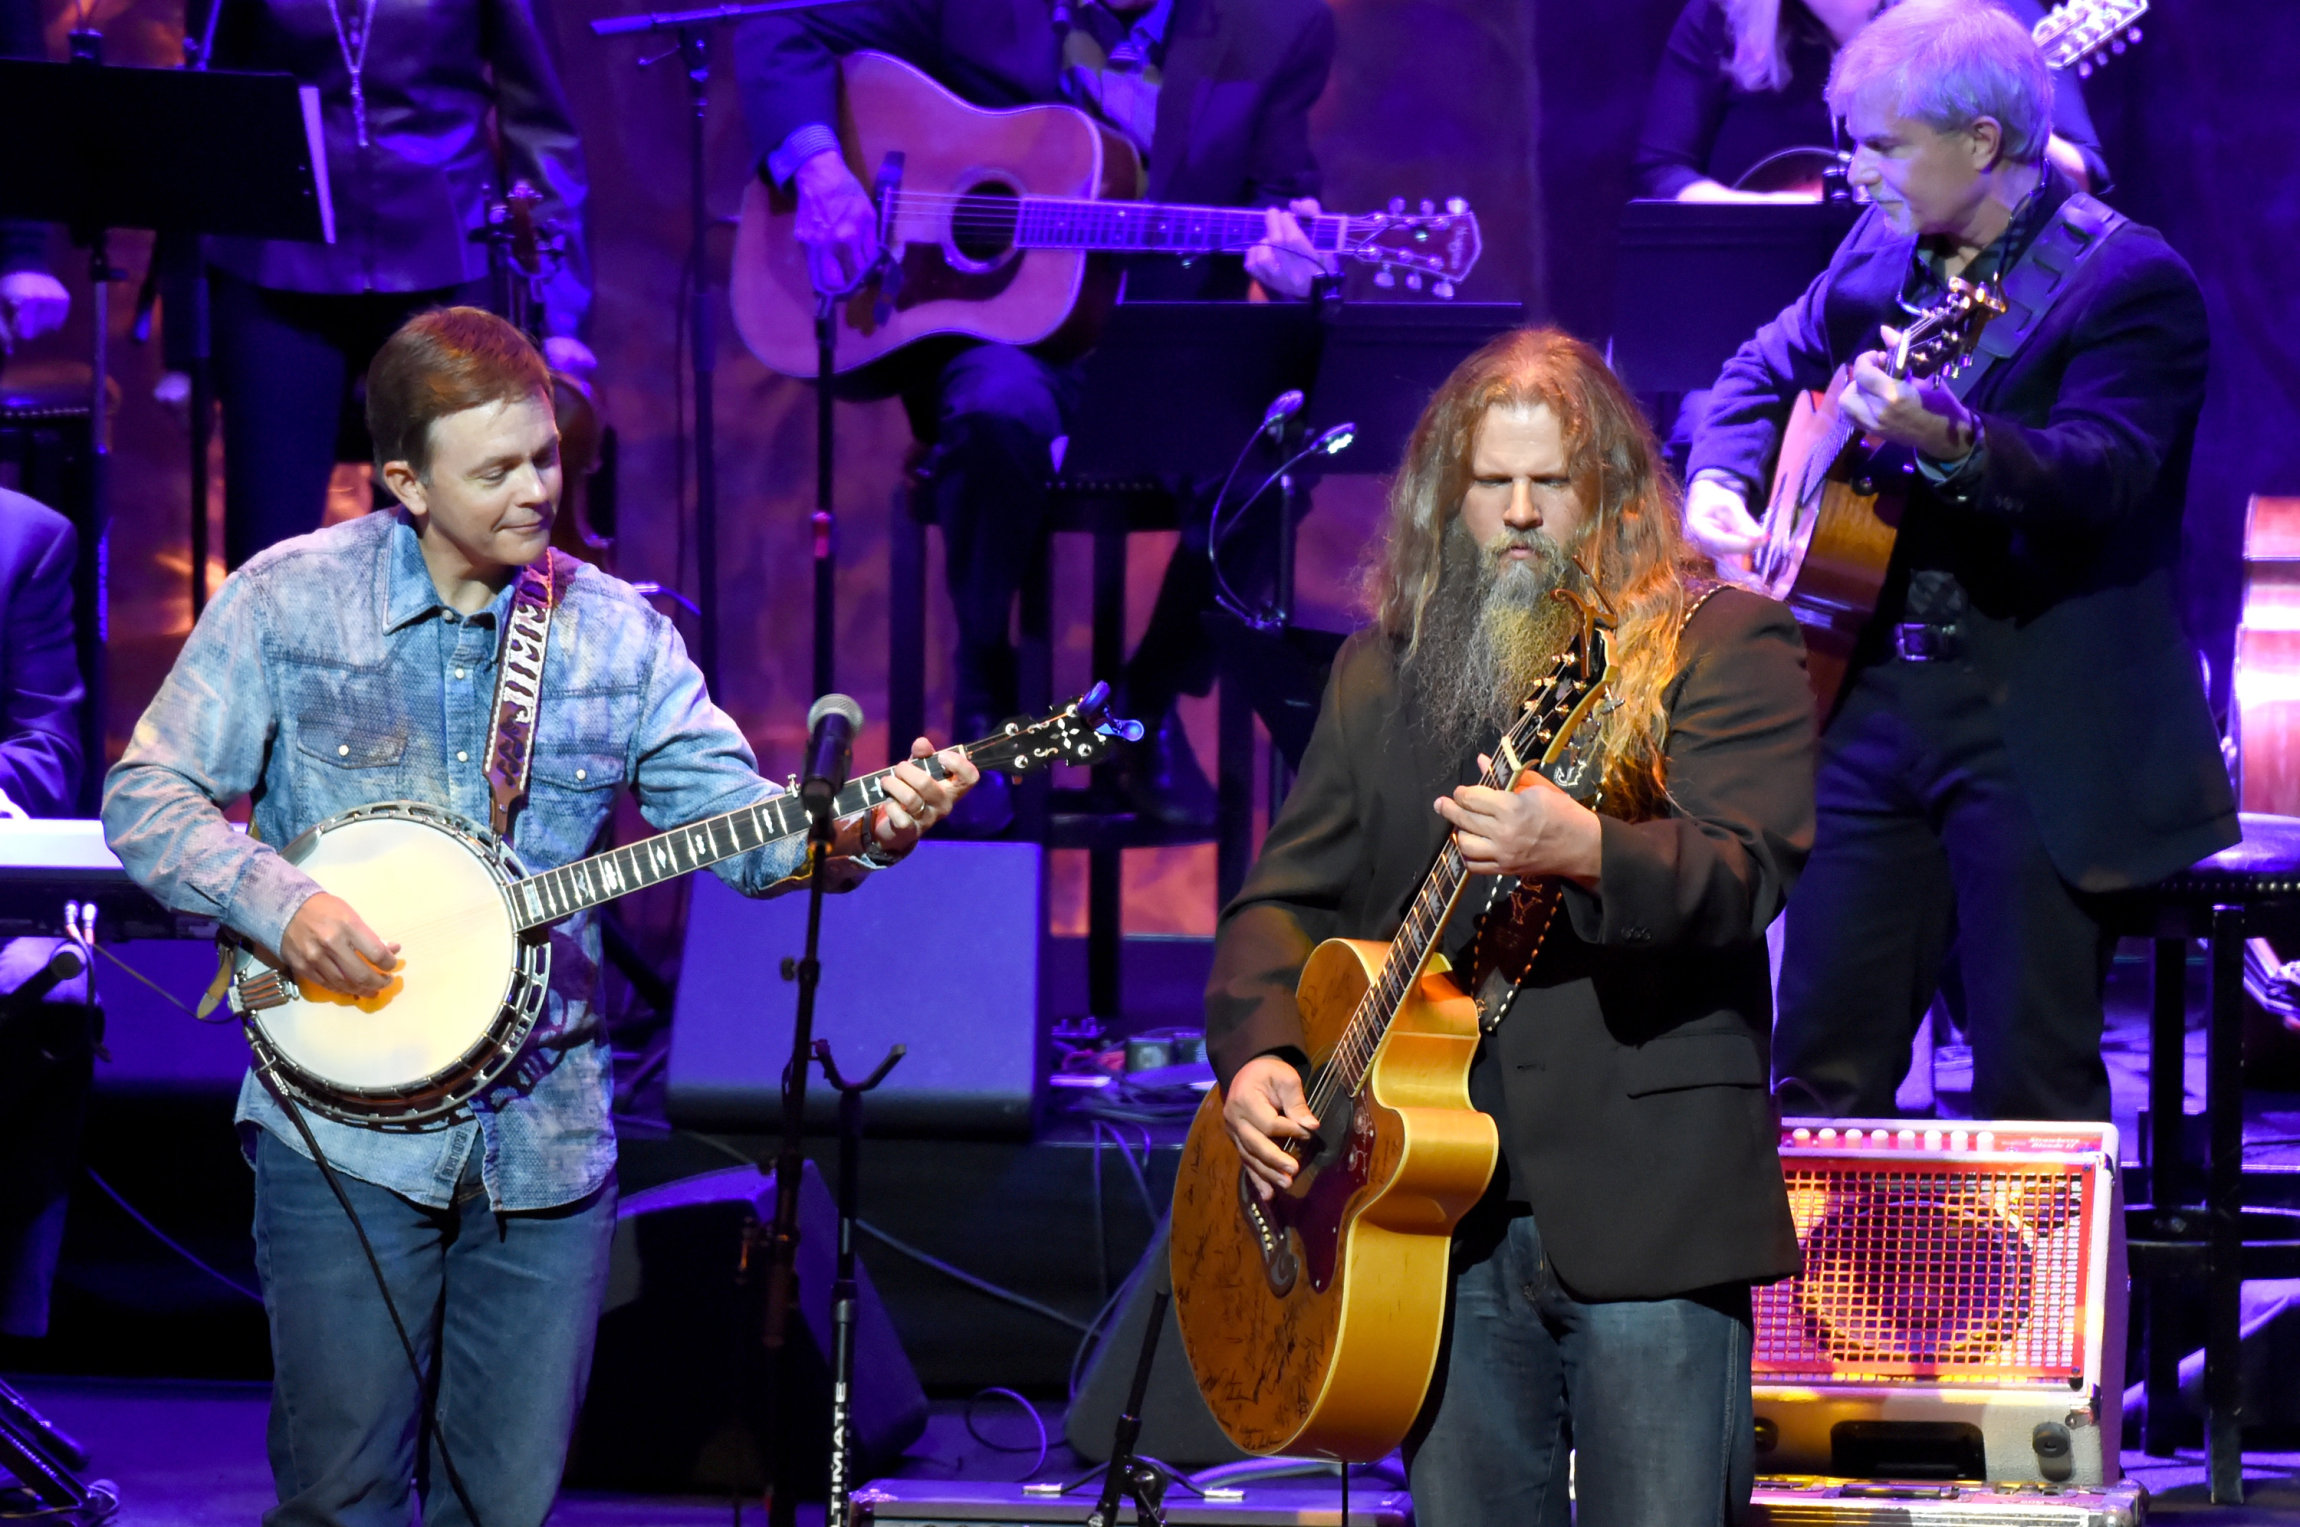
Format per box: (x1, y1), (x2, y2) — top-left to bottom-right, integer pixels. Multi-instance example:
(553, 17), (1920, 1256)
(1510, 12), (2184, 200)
(2110, 36), (2125, 52)
(1387, 196), (1405, 214)
(2076, 59), (2093, 76)
(1405, 271), (1423, 291)
(1445, 196), (1467, 215)
(1419, 198), (1435, 216)
(2127, 25), (2141, 42)
(1433, 279), (1455, 300)
(1373, 267), (1396, 289)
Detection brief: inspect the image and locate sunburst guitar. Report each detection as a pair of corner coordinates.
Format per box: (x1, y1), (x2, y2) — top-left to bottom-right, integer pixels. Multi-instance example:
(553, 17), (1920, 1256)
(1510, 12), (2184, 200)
(225, 689), (1131, 1129)
(1170, 618), (1612, 1461)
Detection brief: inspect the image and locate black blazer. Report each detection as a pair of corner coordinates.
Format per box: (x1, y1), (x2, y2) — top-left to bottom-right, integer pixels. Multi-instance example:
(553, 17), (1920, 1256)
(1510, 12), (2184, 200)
(731, 0), (1333, 296)
(1205, 589), (1813, 1301)
(1689, 175), (2237, 891)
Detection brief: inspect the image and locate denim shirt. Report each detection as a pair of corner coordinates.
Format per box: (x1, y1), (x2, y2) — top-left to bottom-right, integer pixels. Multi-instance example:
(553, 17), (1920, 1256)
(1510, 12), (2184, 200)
(103, 511), (819, 1210)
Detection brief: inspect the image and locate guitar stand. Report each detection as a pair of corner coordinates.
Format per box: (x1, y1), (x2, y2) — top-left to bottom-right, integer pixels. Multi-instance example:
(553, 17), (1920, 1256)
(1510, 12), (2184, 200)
(0, 1375), (114, 1523)
(1075, 1286), (1202, 1527)
(813, 1036), (903, 1527)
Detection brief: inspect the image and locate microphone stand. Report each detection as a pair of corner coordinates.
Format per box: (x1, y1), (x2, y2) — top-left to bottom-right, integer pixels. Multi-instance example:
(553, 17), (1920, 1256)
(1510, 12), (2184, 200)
(587, 0), (872, 695)
(757, 782), (839, 1527)
(813, 1035), (902, 1527)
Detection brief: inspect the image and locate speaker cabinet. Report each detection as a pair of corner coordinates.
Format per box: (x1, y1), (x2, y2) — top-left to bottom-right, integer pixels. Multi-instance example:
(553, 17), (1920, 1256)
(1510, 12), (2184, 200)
(569, 1161), (927, 1494)
(667, 841), (1046, 1137)
(1753, 1121), (2128, 1488)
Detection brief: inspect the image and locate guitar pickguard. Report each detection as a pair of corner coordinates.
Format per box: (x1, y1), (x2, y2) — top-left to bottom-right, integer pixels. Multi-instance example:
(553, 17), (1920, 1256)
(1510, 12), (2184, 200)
(1236, 1091), (1372, 1298)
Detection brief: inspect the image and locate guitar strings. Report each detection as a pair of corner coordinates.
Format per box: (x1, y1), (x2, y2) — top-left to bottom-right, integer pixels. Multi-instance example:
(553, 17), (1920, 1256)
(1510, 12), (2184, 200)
(1293, 640), (1603, 1132)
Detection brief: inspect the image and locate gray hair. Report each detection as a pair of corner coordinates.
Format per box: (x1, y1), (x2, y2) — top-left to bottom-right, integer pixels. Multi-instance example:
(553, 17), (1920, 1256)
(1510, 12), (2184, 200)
(1826, 0), (2054, 164)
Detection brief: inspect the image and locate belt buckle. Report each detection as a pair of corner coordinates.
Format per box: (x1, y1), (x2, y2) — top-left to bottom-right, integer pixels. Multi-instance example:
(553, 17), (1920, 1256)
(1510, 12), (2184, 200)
(1893, 622), (1956, 662)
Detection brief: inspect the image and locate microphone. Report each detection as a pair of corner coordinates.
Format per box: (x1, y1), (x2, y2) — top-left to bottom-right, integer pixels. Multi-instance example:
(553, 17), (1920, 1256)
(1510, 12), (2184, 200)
(1259, 388), (1306, 441)
(801, 693), (863, 823)
(1305, 421), (1355, 457)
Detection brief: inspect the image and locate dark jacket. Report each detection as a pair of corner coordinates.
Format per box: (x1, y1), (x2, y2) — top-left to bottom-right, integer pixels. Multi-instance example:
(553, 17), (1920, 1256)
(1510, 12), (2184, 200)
(1205, 588), (1812, 1301)
(731, 0), (1333, 298)
(1688, 178), (2237, 892)
(194, 0), (591, 334)
(0, 489), (81, 818)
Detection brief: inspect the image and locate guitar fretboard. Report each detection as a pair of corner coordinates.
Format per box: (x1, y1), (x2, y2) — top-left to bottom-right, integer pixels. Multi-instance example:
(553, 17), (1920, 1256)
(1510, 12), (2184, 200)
(505, 756), (954, 934)
(886, 191), (1347, 256)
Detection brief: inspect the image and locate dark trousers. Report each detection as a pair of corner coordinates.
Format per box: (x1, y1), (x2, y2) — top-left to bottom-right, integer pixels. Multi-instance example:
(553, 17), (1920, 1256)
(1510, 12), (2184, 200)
(251, 1130), (616, 1527)
(1775, 657), (2117, 1122)
(1405, 1210), (1756, 1527)
(906, 342), (1082, 727)
(210, 272), (490, 570)
(904, 339), (1279, 727)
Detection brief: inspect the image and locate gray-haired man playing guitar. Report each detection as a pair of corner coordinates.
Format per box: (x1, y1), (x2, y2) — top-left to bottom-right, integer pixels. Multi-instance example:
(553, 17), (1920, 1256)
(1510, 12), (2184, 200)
(102, 307), (976, 1527)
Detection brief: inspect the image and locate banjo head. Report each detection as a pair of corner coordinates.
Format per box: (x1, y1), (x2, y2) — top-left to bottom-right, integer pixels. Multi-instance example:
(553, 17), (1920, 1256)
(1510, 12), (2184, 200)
(241, 802), (544, 1126)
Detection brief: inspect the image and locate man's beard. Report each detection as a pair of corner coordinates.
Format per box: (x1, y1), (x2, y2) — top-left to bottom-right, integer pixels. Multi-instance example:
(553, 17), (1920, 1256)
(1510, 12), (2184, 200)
(1402, 518), (1581, 759)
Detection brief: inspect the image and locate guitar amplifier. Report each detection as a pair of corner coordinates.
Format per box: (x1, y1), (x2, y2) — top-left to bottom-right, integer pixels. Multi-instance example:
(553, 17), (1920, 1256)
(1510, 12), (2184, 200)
(1749, 1476), (2145, 1525)
(1754, 1121), (2127, 1488)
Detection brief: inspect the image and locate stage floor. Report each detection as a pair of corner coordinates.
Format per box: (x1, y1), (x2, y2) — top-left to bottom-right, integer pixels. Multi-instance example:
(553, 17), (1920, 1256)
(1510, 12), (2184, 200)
(8, 1377), (2299, 1526)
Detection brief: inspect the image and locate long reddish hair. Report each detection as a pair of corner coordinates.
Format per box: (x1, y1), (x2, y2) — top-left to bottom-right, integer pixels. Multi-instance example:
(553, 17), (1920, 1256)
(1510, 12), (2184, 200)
(1365, 327), (1703, 817)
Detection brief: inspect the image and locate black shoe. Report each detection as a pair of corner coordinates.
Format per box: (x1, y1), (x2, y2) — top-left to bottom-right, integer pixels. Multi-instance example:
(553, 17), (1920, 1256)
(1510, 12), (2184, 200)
(1116, 710), (1219, 836)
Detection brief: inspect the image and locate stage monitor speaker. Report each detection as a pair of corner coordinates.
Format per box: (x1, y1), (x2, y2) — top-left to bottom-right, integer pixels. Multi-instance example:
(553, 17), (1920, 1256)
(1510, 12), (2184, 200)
(1065, 1216), (1254, 1468)
(568, 1160), (928, 1494)
(666, 840), (1045, 1137)
(1753, 1120), (2128, 1488)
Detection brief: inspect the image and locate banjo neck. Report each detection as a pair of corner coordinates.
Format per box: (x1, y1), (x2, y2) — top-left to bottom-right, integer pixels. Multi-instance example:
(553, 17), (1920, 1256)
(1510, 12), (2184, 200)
(504, 753), (957, 934)
(503, 691), (1125, 933)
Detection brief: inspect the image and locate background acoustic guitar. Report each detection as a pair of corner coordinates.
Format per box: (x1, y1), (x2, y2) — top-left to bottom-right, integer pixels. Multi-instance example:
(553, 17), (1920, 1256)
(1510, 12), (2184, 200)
(1169, 616), (1611, 1462)
(1745, 278), (2005, 710)
(728, 51), (1482, 378)
(1731, 0), (2150, 198)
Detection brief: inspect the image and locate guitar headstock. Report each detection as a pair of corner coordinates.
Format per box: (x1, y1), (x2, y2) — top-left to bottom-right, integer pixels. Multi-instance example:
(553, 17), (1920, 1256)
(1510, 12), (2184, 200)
(1341, 198), (1481, 299)
(1891, 278), (2010, 383)
(2033, 0), (2146, 76)
(963, 682), (1143, 780)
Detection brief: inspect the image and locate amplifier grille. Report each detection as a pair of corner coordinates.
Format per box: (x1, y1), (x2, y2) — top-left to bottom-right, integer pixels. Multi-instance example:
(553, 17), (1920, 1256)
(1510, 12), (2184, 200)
(1754, 1160), (2093, 1386)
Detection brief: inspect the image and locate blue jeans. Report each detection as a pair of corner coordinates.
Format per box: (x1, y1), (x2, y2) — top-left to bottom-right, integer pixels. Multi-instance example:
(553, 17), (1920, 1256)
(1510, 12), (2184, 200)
(1405, 1211), (1755, 1527)
(251, 1128), (617, 1527)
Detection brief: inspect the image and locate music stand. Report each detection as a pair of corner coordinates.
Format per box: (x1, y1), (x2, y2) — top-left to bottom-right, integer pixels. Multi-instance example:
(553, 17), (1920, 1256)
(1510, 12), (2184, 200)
(1607, 200), (1857, 396)
(0, 50), (330, 798)
(1300, 299), (1526, 471)
(1060, 299), (1327, 481)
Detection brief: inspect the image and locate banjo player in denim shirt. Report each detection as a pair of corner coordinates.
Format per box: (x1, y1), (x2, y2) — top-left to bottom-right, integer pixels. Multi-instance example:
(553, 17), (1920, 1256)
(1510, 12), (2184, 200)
(101, 307), (978, 1527)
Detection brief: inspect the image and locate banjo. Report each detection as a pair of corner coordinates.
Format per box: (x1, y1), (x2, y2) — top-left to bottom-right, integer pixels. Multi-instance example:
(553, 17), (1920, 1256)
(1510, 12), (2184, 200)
(226, 687), (1131, 1130)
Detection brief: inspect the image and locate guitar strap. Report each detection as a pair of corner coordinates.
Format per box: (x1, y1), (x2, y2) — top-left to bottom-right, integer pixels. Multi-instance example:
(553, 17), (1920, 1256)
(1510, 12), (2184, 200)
(1944, 191), (2127, 404)
(483, 554), (562, 838)
(1463, 578), (1725, 1035)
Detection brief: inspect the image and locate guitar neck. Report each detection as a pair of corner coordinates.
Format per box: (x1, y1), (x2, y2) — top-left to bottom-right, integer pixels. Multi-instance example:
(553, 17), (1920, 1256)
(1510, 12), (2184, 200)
(506, 756), (952, 933)
(1008, 198), (1347, 256)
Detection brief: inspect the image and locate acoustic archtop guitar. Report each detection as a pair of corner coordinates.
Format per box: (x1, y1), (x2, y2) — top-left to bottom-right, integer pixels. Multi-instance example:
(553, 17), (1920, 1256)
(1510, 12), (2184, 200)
(729, 51), (1482, 378)
(1746, 278), (2005, 711)
(1169, 609), (1611, 1462)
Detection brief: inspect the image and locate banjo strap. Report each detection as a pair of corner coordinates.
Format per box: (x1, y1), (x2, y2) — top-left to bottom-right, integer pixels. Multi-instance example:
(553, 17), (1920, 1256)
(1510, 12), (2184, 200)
(483, 555), (561, 838)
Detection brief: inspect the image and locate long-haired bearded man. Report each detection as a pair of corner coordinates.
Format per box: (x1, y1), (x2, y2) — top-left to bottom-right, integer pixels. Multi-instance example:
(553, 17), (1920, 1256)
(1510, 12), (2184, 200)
(1204, 327), (1815, 1526)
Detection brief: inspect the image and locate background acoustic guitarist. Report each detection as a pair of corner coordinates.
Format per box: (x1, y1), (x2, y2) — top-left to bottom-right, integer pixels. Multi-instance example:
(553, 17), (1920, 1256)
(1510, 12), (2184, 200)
(727, 51), (1482, 378)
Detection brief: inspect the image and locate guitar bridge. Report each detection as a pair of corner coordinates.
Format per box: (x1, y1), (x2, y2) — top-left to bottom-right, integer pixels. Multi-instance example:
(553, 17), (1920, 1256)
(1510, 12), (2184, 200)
(1236, 1167), (1300, 1297)
(232, 969), (301, 1014)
